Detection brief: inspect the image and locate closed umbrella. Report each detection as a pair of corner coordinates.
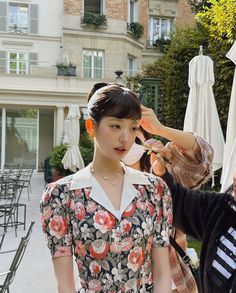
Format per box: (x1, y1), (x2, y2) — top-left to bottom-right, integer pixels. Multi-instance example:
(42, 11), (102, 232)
(221, 41), (236, 191)
(183, 52), (225, 172)
(62, 104), (84, 172)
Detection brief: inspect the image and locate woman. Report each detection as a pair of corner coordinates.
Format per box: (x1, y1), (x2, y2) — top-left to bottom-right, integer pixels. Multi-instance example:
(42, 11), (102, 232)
(40, 85), (172, 293)
(123, 106), (213, 293)
(151, 153), (236, 293)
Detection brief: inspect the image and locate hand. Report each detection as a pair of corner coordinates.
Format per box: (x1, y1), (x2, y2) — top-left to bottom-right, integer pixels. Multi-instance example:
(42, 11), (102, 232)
(145, 140), (172, 176)
(140, 105), (164, 135)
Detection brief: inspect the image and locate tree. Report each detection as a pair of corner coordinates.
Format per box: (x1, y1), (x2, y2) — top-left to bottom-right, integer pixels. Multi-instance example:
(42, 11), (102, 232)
(196, 0), (236, 42)
(187, 0), (212, 13)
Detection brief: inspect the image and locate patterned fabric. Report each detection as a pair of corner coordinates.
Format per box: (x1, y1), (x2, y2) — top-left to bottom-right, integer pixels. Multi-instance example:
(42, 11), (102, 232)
(167, 134), (213, 293)
(40, 166), (172, 292)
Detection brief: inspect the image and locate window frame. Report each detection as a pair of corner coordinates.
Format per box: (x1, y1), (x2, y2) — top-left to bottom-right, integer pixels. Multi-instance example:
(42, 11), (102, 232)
(84, 0), (105, 15)
(82, 49), (104, 79)
(128, 0), (138, 23)
(8, 2), (29, 33)
(149, 16), (172, 45)
(127, 55), (138, 76)
(7, 51), (29, 75)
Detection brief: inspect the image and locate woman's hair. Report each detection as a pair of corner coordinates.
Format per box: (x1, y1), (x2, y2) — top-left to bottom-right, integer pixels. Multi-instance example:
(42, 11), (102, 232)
(135, 126), (153, 172)
(87, 84), (141, 124)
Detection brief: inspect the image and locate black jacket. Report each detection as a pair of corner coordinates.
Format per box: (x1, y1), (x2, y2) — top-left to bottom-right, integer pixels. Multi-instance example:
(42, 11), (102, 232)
(162, 172), (236, 293)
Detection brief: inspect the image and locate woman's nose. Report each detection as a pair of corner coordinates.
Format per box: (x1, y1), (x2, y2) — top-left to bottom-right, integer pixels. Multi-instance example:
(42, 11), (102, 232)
(119, 130), (129, 143)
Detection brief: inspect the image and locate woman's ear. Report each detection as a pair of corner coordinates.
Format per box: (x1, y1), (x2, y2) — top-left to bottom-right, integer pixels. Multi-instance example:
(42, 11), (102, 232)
(85, 118), (95, 138)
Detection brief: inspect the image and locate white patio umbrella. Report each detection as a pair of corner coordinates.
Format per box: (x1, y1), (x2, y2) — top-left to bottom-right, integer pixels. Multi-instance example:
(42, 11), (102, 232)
(62, 104), (84, 172)
(183, 53), (225, 173)
(221, 41), (236, 192)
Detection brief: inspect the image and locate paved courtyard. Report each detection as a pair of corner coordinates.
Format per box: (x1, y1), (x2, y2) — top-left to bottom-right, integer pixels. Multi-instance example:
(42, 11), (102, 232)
(0, 173), (78, 293)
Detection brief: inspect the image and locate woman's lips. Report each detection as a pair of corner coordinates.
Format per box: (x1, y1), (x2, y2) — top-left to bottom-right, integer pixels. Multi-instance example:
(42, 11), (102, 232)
(114, 147), (126, 155)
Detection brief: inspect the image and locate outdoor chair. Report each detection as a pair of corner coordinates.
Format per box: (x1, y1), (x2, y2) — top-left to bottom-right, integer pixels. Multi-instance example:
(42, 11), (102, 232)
(0, 221), (35, 293)
(18, 165), (34, 201)
(2, 164), (20, 180)
(0, 181), (26, 237)
(0, 201), (15, 252)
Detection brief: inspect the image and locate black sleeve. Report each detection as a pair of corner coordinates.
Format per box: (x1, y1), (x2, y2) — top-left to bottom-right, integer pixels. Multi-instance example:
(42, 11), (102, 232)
(162, 172), (225, 241)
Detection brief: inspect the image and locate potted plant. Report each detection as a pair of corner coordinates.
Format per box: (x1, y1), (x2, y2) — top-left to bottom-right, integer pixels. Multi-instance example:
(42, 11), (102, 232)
(127, 22), (144, 39)
(82, 12), (107, 27)
(56, 62), (77, 76)
(48, 144), (73, 181)
(153, 38), (171, 53)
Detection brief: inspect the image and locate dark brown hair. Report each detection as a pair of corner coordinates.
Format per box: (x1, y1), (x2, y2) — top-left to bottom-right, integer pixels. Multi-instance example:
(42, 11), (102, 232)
(88, 84), (141, 124)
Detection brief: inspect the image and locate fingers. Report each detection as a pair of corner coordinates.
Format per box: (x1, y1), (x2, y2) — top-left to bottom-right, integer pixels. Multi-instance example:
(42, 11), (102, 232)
(150, 152), (166, 176)
(144, 139), (172, 161)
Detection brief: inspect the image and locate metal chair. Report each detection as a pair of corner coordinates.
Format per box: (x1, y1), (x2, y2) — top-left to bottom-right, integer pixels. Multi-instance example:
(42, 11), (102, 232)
(18, 165), (34, 201)
(0, 221), (35, 293)
(0, 181), (26, 237)
(2, 164), (20, 180)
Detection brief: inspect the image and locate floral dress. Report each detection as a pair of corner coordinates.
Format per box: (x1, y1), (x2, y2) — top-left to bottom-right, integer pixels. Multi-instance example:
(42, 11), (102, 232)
(40, 165), (172, 292)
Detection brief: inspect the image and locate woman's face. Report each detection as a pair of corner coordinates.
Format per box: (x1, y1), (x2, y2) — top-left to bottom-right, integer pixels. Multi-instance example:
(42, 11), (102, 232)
(94, 116), (139, 162)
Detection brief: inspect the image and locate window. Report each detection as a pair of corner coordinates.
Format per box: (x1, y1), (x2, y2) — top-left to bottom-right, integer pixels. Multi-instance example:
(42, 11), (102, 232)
(83, 50), (104, 79)
(84, 0), (104, 14)
(7, 52), (28, 74)
(128, 0), (138, 23)
(128, 55), (138, 76)
(149, 17), (172, 45)
(9, 3), (29, 33)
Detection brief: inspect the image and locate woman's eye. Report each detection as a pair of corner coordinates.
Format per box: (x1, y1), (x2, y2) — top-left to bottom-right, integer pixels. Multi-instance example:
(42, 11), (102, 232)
(111, 125), (120, 129)
(131, 127), (139, 132)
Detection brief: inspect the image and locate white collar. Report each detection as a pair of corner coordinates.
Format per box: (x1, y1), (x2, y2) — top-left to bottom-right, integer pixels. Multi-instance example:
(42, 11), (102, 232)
(69, 164), (152, 220)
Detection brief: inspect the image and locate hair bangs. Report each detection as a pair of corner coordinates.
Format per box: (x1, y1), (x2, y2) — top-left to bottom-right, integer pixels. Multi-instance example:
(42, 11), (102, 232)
(89, 85), (141, 123)
(107, 93), (141, 120)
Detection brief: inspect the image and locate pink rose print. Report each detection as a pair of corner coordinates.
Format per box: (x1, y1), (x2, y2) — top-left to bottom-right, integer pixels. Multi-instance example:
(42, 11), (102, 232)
(88, 279), (103, 292)
(87, 201), (97, 213)
(136, 201), (147, 211)
(93, 211), (115, 233)
(75, 202), (86, 220)
(75, 240), (86, 256)
(110, 242), (122, 254)
(54, 246), (71, 257)
(42, 206), (53, 221)
(127, 247), (145, 272)
(49, 215), (68, 239)
(147, 202), (155, 216)
(122, 202), (136, 217)
(89, 239), (110, 260)
(89, 261), (101, 275)
(121, 219), (132, 233)
(121, 237), (133, 251)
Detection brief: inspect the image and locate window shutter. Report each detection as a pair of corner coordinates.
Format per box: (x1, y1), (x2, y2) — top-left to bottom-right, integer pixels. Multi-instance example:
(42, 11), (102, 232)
(0, 51), (7, 73)
(30, 4), (38, 34)
(0, 2), (7, 32)
(29, 52), (38, 73)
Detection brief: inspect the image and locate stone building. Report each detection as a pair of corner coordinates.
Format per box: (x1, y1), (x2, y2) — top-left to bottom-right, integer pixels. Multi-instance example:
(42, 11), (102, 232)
(0, 0), (194, 170)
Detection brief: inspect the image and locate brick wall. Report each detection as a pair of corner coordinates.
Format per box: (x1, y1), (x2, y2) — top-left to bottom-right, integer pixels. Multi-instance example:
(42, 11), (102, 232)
(176, 0), (195, 28)
(64, 0), (83, 15)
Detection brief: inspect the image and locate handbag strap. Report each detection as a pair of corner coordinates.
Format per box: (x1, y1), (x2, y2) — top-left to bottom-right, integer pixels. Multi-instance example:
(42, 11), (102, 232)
(170, 235), (192, 265)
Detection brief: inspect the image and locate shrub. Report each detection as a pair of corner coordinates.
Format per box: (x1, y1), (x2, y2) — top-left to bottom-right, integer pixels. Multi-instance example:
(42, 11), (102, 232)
(128, 22), (144, 39)
(83, 12), (107, 27)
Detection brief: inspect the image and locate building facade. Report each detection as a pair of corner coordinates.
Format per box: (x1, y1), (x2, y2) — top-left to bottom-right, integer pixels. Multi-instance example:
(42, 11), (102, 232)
(0, 0), (194, 171)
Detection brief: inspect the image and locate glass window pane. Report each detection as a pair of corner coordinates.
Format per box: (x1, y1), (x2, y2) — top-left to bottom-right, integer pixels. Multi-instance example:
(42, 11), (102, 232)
(94, 69), (102, 79)
(9, 5), (18, 26)
(84, 0), (102, 14)
(19, 6), (28, 28)
(161, 19), (169, 39)
(130, 1), (134, 22)
(5, 109), (37, 168)
(83, 52), (92, 78)
(153, 18), (160, 41)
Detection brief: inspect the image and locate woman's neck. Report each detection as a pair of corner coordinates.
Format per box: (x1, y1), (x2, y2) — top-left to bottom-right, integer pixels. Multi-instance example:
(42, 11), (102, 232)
(91, 156), (123, 176)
